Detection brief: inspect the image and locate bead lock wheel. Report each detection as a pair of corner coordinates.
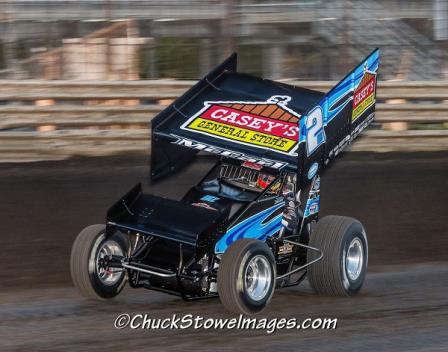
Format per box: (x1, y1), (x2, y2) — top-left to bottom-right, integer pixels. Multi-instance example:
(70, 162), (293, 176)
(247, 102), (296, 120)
(93, 239), (124, 286)
(71, 225), (129, 299)
(244, 255), (272, 301)
(345, 237), (364, 281)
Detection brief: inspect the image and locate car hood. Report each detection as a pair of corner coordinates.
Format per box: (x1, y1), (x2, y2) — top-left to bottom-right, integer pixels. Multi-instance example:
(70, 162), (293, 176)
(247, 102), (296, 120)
(108, 191), (225, 247)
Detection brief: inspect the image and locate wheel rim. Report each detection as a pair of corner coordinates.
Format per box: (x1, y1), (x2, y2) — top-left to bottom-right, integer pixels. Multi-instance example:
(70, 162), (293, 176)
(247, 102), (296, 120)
(345, 237), (364, 281)
(95, 239), (124, 286)
(244, 255), (272, 301)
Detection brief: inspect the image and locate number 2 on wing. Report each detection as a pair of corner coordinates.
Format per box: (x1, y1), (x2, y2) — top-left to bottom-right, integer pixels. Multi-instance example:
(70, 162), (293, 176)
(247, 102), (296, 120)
(306, 106), (326, 156)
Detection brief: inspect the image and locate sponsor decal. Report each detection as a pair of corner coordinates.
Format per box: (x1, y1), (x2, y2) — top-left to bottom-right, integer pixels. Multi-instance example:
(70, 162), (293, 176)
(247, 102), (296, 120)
(200, 195), (220, 203)
(352, 65), (377, 122)
(312, 175), (320, 192)
(180, 95), (300, 155)
(307, 162), (319, 180)
(242, 161), (263, 170)
(191, 202), (218, 211)
(325, 112), (375, 164)
(278, 242), (294, 255)
(305, 175), (320, 218)
(170, 135), (288, 169)
(138, 207), (154, 219)
(304, 195), (320, 218)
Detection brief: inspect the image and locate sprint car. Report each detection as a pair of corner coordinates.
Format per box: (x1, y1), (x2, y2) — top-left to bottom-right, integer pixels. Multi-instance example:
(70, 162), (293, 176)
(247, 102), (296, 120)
(71, 49), (379, 314)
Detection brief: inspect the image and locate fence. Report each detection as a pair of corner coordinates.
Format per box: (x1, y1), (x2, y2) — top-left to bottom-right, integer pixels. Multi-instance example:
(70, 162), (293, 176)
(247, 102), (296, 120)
(0, 80), (447, 162)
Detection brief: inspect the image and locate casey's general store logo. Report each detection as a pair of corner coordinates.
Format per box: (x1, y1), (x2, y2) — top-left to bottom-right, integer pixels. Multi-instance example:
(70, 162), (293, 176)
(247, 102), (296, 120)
(352, 67), (377, 122)
(180, 95), (300, 155)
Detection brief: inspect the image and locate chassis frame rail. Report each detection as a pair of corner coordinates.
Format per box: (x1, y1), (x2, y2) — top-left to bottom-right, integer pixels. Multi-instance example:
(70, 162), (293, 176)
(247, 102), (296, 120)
(276, 239), (323, 280)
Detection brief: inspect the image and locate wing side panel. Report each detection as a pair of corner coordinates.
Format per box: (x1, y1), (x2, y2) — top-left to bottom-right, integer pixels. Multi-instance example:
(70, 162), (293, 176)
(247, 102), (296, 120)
(299, 49), (380, 186)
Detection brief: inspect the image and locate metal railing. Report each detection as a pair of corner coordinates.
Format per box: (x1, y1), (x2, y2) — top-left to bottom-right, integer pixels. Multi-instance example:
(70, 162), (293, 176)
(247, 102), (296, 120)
(0, 80), (447, 162)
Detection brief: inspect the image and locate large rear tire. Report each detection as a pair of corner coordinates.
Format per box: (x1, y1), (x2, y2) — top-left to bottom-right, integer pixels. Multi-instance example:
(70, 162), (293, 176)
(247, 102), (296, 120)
(218, 239), (276, 315)
(70, 224), (129, 299)
(307, 216), (368, 296)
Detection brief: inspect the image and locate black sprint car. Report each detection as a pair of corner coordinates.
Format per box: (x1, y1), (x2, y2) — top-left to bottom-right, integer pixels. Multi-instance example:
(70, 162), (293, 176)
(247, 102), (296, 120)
(71, 49), (379, 314)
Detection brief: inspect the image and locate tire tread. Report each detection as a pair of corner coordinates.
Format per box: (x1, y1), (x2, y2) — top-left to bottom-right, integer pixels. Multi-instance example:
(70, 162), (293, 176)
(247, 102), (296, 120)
(70, 224), (117, 299)
(218, 239), (275, 314)
(307, 216), (363, 296)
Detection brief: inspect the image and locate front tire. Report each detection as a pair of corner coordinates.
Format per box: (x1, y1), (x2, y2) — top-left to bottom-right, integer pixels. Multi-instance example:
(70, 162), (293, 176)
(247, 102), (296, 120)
(70, 224), (129, 299)
(218, 239), (276, 315)
(307, 216), (368, 296)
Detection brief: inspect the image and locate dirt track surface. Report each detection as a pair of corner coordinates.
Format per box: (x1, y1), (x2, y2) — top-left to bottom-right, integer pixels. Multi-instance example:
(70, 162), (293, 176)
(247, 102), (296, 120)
(1, 152), (447, 351)
(1, 263), (447, 352)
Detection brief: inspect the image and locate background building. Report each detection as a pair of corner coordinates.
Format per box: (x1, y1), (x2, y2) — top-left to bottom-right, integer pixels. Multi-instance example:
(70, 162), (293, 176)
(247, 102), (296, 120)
(1, 0), (447, 80)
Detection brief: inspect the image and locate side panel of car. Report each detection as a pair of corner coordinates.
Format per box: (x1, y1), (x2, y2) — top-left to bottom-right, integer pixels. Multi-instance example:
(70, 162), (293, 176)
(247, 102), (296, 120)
(215, 197), (284, 253)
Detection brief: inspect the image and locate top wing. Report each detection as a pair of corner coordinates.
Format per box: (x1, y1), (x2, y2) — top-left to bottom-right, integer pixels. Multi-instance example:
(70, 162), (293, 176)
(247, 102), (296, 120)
(151, 53), (323, 179)
(150, 49), (379, 183)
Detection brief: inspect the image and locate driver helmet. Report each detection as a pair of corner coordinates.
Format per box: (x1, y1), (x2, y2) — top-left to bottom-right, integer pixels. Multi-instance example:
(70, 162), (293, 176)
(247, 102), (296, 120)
(256, 173), (275, 189)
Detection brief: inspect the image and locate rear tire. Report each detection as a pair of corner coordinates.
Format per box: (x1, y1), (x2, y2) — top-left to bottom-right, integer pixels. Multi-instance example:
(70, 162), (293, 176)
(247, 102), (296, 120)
(70, 224), (129, 299)
(307, 216), (368, 296)
(218, 239), (276, 315)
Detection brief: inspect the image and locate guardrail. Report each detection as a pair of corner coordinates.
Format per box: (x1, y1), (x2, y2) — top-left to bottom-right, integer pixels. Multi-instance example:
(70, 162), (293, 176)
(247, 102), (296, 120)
(1, 80), (448, 100)
(0, 80), (447, 162)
